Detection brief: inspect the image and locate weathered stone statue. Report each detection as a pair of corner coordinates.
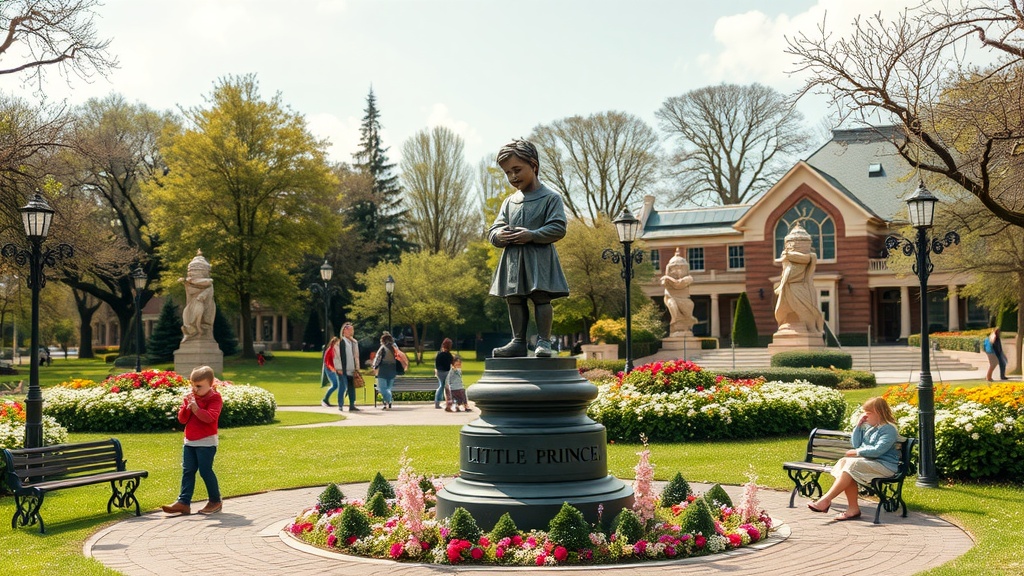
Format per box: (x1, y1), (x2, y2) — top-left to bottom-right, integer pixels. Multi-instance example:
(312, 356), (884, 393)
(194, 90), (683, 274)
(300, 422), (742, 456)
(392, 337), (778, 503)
(487, 139), (569, 358)
(774, 225), (824, 335)
(179, 250), (216, 342)
(661, 248), (696, 336)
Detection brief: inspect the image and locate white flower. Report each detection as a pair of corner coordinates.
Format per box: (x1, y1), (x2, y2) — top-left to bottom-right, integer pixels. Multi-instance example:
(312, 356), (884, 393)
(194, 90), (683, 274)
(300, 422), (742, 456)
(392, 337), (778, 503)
(971, 433), (980, 440)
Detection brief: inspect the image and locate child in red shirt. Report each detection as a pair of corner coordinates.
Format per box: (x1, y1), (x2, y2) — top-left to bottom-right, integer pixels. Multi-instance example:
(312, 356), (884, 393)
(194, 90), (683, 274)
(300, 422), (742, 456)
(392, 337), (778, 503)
(162, 365), (223, 515)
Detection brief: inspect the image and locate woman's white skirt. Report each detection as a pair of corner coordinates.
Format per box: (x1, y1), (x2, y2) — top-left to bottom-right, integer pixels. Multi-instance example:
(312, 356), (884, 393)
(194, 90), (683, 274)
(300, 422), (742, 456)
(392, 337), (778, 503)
(831, 457), (897, 485)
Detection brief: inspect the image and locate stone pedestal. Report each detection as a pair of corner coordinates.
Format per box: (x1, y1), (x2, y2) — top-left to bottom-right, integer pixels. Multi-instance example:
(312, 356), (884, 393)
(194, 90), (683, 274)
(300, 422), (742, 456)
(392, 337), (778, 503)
(767, 330), (825, 353)
(435, 357), (633, 531)
(580, 344), (618, 360)
(174, 338), (224, 377)
(661, 334), (703, 359)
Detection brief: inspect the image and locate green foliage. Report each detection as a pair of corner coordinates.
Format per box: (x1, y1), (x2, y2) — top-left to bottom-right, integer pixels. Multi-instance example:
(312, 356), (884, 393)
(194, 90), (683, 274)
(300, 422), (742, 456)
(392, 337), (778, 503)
(619, 360), (718, 394)
(631, 302), (667, 343)
(577, 359), (627, 374)
(147, 298), (182, 363)
(590, 318), (625, 344)
(446, 507), (483, 542)
(660, 472), (692, 506)
(703, 483), (733, 508)
(365, 491), (390, 518)
(731, 292), (759, 347)
(770, 350), (853, 370)
(214, 304), (239, 356)
(611, 508), (644, 543)
(908, 332), (992, 352)
(366, 471), (395, 500)
(679, 497), (717, 536)
(338, 504), (372, 540)
(113, 355), (143, 368)
(489, 512), (521, 541)
(715, 367), (876, 389)
(546, 502), (591, 550)
(318, 483), (344, 511)
(998, 305), (1018, 332)
(418, 476), (435, 494)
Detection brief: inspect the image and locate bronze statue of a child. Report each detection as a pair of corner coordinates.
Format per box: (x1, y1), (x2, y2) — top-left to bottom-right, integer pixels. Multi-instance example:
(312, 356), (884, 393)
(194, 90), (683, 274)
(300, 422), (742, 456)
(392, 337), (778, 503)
(488, 139), (569, 358)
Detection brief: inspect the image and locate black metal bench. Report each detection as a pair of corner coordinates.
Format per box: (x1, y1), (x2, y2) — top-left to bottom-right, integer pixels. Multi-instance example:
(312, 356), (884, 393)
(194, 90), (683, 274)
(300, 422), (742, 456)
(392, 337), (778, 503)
(782, 427), (916, 524)
(373, 376), (439, 407)
(2, 438), (148, 533)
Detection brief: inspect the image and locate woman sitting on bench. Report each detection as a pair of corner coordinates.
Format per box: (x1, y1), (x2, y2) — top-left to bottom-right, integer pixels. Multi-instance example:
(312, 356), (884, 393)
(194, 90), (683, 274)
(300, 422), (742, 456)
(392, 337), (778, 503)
(807, 397), (901, 521)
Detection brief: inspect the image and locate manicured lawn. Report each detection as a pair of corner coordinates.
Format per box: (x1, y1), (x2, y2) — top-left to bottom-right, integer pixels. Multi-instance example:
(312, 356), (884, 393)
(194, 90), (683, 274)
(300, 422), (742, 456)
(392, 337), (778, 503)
(1, 358), (1021, 575)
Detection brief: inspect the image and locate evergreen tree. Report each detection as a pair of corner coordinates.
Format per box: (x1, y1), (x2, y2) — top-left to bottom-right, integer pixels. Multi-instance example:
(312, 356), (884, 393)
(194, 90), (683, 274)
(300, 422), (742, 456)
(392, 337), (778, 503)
(147, 298), (182, 362)
(351, 87), (415, 263)
(732, 292), (759, 347)
(213, 304), (239, 356)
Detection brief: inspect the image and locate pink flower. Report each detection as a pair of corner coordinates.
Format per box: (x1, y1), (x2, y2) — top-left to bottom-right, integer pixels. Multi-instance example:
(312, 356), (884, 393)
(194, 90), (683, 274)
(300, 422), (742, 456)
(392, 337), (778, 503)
(633, 540), (647, 555)
(695, 535), (706, 549)
(470, 546), (484, 560)
(478, 536), (490, 547)
(535, 554), (546, 566)
(525, 536), (537, 548)
(495, 547), (505, 559)
(390, 542), (404, 558)
(553, 546), (568, 562)
(512, 535), (523, 546)
(327, 534), (337, 547)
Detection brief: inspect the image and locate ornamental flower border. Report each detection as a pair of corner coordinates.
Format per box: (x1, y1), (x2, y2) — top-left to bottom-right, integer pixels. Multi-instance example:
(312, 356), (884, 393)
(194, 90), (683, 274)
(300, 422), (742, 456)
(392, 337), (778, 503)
(42, 370), (277, 432)
(286, 449), (776, 567)
(0, 400), (68, 450)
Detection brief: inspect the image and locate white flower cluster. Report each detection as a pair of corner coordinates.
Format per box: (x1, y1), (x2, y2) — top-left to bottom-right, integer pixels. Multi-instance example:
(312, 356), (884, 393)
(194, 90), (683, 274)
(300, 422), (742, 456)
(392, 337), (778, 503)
(0, 415), (68, 450)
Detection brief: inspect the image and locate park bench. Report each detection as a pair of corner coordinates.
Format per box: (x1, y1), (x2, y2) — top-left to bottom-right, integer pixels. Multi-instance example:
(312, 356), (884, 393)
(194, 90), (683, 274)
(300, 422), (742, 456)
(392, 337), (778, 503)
(374, 376), (439, 407)
(2, 438), (148, 533)
(782, 428), (916, 524)
(0, 380), (23, 395)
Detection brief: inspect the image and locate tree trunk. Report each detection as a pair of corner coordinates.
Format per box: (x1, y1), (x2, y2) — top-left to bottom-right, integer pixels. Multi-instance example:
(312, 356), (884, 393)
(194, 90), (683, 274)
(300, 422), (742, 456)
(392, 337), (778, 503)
(239, 292), (255, 359)
(1013, 279), (1023, 375)
(72, 289), (101, 359)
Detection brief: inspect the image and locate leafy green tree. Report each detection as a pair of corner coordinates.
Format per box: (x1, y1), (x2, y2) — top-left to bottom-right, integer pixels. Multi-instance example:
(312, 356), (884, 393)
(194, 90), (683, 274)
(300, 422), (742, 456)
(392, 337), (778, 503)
(51, 319), (76, 358)
(147, 298), (182, 363)
(348, 251), (485, 362)
(731, 292), (759, 347)
(350, 87), (414, 263)
(400, 126), (477, 256)
(213, 304), (239, 356)
(149, 74), (341, 358)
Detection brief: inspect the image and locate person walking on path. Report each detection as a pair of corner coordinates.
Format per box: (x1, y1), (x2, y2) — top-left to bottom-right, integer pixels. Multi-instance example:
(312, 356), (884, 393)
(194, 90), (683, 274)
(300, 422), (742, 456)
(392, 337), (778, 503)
(984, 327), (1009, 381)
(321, 337), (343, 407)
(445, 355), (470, 412)
(434, 338), (454, 409)
(162, 365), (223, 516)
(372, 332), (406, 410)
(338, 322), (361, 411)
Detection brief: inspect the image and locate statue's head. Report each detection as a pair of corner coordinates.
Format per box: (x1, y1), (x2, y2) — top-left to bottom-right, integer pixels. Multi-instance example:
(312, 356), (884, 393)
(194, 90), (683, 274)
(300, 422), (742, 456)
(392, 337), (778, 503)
(496, 138), (540, 176)
(666, 247), (689, 277)
(784, 224), (813, 252)
(187, 249), (211, 276)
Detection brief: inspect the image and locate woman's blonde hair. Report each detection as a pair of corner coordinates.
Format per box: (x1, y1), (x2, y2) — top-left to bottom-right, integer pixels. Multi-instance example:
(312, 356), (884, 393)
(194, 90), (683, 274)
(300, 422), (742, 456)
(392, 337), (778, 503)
(863, 396), (897, 425)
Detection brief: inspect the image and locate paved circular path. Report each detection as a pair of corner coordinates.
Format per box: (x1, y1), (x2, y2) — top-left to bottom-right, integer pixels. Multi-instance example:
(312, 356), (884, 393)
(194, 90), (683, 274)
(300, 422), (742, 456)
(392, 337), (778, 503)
(84, 403), (974, 575)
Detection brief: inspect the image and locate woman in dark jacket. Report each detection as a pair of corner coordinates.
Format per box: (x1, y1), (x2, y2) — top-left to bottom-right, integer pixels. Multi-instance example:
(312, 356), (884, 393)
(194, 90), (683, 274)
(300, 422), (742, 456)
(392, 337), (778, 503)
(433, 338), (454, 409)
(372, 332), (399, 410)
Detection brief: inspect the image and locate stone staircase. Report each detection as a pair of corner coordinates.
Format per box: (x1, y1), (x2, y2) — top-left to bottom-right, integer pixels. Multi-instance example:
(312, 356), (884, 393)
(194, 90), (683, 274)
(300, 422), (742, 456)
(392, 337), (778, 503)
(639, 345), (979, 373)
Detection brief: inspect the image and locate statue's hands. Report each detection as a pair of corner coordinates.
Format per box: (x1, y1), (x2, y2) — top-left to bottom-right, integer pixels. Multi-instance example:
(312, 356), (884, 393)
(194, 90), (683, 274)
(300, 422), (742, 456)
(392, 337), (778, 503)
(504, 226), (533, 244)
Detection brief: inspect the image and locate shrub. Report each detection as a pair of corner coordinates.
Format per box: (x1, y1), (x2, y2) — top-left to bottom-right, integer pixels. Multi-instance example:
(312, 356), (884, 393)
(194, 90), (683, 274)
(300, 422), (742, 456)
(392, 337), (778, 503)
(365, 492), (390, 518)
(612, 508), (644, 544)
(703, 484), (733, 508)
(318, 483), (345, 511)
(590, 318), (625, 344)
(714, 367), (875, 389)
(660, 472), (692, 506)
(147, 298), (182, 363)
(338, 505), (372, 540)
(114, 355), (144, 368)
(547, 503), (591, 550)
(731, 292), (759, 347)
(213, 303), (240, 356)
(489, 512), (520, 541)
(631, 303), (667, 343)
(366, 471), (395, 500)
(770, 350), (853, 370)
(446, 507), (483, 542)
(679, 497), (716, 536)
(577, 359), (626, 374)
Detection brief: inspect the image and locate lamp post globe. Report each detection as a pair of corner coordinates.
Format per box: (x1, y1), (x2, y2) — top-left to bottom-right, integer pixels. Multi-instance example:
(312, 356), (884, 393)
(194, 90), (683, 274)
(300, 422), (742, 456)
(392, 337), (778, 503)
(132, 267), (147, 372)
(603, 207), (643, 373)
(319, 260), (332, 340)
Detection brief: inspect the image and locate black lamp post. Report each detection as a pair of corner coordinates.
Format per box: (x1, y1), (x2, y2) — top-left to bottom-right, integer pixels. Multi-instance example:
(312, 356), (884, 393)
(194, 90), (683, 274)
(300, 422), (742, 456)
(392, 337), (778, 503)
(309, 260), (334, 343)
(132, 266), (147, 372)
(602, 207), (644, 373)
(385, 275), (395, 334)
(1, 192), (73, 449)
(884, 181), (960, 488)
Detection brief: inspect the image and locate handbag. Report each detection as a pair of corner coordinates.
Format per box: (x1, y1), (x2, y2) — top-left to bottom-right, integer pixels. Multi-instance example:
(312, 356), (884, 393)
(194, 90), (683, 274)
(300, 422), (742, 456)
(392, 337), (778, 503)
(352, 370), (365, 388)
(393, 346), (407, 375)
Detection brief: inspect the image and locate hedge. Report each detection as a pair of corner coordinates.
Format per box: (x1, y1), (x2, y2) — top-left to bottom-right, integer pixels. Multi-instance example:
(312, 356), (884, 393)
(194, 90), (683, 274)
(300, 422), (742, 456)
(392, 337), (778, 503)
(714, 367), (875, 389)
(770, 350), (853, 370)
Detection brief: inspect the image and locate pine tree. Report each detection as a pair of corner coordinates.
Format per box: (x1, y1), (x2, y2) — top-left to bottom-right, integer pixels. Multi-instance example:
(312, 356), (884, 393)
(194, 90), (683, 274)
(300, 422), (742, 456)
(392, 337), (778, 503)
(213, 304), (239, 356)
(351, 86), (415, 263)
(147, 298), (183, 362)
(732, 292), (759, 347)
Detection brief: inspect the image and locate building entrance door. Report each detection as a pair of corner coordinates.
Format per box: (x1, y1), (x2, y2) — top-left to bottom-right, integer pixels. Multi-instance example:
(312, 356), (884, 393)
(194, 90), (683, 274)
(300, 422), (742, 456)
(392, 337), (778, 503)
(879, 289), (901, 342)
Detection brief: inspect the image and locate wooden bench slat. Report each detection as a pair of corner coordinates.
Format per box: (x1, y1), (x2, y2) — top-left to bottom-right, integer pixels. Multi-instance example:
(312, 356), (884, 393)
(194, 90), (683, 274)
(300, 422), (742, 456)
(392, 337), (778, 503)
(29, 470), (148, 492)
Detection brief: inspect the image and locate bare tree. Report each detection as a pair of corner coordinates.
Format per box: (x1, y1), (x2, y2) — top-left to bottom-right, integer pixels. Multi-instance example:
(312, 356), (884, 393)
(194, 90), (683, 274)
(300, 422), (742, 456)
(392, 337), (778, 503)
(0, 0), (116, 86)
(530, 111), (661, 221)
(400, 126), (477, 256)
(656, 83), (810, 206)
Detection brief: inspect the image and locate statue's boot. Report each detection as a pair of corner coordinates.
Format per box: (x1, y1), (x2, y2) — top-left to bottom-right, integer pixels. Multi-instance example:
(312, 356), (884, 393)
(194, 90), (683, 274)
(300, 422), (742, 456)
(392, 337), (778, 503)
(493, 299), (529, 358)
(534, 302), (554, 357)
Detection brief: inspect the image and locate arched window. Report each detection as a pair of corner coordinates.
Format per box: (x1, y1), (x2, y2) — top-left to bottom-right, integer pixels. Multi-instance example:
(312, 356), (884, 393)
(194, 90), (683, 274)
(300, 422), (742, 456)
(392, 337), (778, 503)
(774, 199), (836, 260)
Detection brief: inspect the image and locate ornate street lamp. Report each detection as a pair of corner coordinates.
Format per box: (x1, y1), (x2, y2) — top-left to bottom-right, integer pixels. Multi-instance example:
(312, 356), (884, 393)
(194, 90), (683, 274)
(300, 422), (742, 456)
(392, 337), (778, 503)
(884, 181), (960, 488)
(1, 192), (74, 448)
(132, 267), (147, 372)
(309, 260), (334, 344)
(385, 275), (395, 334)
(602, 207), (644, 373)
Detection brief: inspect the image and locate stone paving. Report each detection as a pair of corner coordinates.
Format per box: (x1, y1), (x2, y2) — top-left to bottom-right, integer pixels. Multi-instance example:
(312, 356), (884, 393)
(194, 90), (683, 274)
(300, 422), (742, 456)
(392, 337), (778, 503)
(84, 403), (975, 576)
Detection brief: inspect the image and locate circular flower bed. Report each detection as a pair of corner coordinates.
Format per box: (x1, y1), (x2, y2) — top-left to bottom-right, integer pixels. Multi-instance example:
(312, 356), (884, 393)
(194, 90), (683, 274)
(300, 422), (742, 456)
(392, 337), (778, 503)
(883, 382), (1024, 480)
(587, 360), (846, 442)
(0, 400), (67, 450)
(287, 451), (775, 566)
(43, 370), (277, 432)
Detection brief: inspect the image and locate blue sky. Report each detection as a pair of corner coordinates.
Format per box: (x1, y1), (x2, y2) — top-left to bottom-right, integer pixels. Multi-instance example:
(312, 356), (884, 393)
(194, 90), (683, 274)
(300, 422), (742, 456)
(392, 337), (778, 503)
(11, 0), (915, 168)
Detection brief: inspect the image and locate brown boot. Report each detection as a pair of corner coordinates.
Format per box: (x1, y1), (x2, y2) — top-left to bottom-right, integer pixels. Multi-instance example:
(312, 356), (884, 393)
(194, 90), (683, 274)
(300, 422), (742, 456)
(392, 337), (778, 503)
(198, 501), (222, 515)
(161, 501), (191, 515)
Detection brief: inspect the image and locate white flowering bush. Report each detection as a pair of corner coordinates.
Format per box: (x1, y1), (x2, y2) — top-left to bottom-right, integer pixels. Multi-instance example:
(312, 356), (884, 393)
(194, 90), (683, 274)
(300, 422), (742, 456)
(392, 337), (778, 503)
(0, 400), (67, 450)
(43, 371), (276, 432)
(883, 382), (1023, 479)
(587, 360), (846, 442)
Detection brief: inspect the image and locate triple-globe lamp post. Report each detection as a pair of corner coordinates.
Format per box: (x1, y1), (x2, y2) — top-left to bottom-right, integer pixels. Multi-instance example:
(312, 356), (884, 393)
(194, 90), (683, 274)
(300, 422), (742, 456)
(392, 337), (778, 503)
(602, 207), (643, 373)
(883, 181), (960, 488)
(385, 275), (395, 334)
(132, 267), (147, 372)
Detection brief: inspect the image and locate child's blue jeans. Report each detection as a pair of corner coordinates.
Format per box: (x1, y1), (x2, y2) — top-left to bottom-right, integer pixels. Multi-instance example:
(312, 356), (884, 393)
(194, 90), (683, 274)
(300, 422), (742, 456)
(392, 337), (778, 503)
(177, 444), (220, 505)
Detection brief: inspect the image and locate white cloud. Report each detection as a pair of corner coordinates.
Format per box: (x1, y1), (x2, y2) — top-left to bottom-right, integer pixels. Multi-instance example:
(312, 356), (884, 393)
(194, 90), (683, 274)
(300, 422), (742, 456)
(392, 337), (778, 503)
(307, 112), (362, 164)
(424, 103), (484, 161)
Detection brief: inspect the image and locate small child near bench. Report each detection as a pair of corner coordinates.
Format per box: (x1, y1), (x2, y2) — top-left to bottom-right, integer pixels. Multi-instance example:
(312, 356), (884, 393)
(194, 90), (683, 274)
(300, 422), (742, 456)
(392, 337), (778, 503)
(445, 355), (470, 412)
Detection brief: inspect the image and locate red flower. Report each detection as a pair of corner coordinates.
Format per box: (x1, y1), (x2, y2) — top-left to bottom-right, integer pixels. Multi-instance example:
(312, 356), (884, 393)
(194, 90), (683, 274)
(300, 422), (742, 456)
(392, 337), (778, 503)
(695, 535), (706, 549)
(446, 543), (463, 563)
(478, 536), (490, 547)
(389, 542), (404, 558)
(727, 533), (742, 547)
(535, 553), (546, 566)
(553, 546), (568, 562)
(470, 546), (484, 560)
(345, 535), (357, 545)
(110, 386), (121, 393)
